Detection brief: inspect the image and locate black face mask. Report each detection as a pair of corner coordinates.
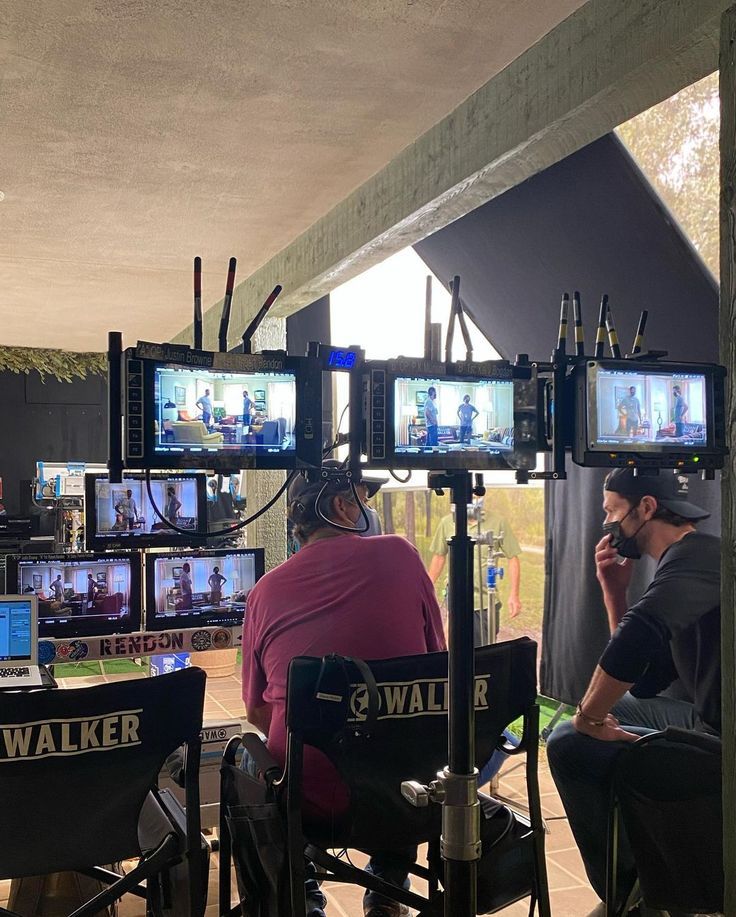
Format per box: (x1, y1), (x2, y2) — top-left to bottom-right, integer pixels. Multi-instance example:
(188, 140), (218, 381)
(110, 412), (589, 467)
(602, 504), (649, 560)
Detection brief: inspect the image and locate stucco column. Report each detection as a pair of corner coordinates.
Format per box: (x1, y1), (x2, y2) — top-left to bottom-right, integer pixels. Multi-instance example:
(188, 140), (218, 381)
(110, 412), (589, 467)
(242, 316), (287, 572)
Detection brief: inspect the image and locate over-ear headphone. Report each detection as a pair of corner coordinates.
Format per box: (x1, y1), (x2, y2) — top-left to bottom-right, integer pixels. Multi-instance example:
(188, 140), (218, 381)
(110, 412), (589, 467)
(289, 499), (310, 523)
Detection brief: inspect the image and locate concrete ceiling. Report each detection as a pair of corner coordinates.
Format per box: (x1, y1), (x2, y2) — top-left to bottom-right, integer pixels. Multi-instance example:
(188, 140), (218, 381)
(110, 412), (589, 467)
(1, 0), (586, 351)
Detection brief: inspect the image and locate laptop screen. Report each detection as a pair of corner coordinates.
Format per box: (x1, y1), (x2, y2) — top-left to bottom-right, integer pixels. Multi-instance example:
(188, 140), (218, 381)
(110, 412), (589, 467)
(0, 598), (34, 663)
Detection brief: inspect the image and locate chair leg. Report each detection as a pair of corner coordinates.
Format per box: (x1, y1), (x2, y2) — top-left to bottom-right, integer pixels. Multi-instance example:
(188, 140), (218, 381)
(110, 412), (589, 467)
(606, 801), (619, 917)
(219, 805), (233, 915)
(68, 835), (179, 917)
(526, 710), (551, 917)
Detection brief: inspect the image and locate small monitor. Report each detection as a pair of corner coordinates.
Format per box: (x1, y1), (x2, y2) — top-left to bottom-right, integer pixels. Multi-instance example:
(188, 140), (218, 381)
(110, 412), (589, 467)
(574, 359), (726, 470)
(362, 360), (537, 471)
(5, 553), (142, 638)
(122, 345), (322, 471)
(85, 473), (206, 550)
(144, 548), (264, 631)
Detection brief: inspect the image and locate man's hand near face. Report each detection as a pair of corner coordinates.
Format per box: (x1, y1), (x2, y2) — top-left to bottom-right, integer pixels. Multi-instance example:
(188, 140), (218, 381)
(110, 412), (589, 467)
(595, 534), (634, 632)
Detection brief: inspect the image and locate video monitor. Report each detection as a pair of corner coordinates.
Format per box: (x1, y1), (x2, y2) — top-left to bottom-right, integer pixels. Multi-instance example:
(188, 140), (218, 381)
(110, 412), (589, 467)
(85, 473), (207, 550)
(122, 344), (322, 471)
(5, 553), (142, 638)
(144, 548), (264, 631)
(574, 359), (726, 470)
(362, 359), (537, 471)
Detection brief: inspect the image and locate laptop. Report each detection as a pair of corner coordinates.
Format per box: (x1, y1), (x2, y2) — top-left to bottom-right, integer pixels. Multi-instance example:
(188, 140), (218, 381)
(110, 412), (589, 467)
(0, 595), (43, 688)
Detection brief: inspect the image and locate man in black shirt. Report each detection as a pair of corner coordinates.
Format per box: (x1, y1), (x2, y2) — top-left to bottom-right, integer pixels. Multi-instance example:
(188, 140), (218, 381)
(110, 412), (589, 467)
(547, 468), (720, 906)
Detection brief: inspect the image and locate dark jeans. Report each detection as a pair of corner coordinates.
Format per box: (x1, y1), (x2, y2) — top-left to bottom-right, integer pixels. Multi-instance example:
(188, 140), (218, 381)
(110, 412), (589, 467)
(426, 424), (438, 446)
(240, 748), (416, 911)
(459, 424), (472, 444)
(547, 693), (697, 904)
(675, 421), (684, 437)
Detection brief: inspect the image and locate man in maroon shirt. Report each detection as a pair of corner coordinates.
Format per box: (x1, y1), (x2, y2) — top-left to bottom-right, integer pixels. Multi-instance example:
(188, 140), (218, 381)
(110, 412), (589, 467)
(242, 466), (445, 917)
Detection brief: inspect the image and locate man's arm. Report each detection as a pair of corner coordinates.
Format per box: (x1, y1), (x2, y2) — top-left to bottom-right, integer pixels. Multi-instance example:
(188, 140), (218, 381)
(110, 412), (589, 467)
(507, 555), (522, 618)
(573, 665), (638, 742)
(427, 553), (446, 584)
(246, 703), (273, 737)
(595, 535), (633, 632)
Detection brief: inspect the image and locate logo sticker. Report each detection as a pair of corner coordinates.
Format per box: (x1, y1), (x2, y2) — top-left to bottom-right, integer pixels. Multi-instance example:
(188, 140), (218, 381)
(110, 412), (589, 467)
(38, 641), (56, 666)
(211, 629), (232, 650)
(191, 630), (212, 651)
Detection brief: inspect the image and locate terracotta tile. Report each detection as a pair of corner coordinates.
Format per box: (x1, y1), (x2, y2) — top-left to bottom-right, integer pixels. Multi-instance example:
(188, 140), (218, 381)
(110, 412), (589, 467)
(547, 845), (592, 884)
(541, 883), (600, 916)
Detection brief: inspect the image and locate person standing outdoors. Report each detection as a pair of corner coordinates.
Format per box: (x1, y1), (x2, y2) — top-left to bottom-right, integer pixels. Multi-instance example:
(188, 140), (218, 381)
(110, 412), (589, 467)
(427, 499), (523, 644)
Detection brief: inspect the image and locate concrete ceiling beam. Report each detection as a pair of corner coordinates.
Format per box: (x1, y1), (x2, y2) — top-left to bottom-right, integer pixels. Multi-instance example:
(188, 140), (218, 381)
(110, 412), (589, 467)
(177, 0), (730, 350)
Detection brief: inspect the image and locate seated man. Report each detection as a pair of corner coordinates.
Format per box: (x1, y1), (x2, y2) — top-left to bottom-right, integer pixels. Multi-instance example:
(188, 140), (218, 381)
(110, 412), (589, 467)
(242, 466), (445, 917)
(547, 468), (720, 909)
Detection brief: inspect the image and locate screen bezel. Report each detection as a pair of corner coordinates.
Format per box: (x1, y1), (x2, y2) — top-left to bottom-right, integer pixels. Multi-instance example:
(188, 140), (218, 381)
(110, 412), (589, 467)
(574, 359), (726, 469)
(85, 473), (208, 551)
(144, 547), (265, 631)
(5, 552), (143, 638)
(368, 362), (536, 471)
(125, 351), (322, 471)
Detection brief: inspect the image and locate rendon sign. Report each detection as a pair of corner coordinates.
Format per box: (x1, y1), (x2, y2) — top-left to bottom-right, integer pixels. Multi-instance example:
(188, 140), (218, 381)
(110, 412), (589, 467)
(38, 627), (243, 665)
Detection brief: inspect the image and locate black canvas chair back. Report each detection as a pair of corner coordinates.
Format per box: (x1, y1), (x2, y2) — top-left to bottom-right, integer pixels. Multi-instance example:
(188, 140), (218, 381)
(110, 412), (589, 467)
(608, 727), (723, 915)
(220, 639), (549, 917)
(0, 667), (206, 878)
(287, 637), (538, 849)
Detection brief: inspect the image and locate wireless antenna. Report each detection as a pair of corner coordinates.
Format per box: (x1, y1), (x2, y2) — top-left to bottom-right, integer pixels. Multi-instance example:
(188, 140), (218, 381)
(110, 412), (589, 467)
(572, 290), (585, 356)
(594, 294), (608, 358)
(241, 284), (283, 354)
(605, 302), (622, 358)
(631, 310), (648, 355)
(217, 257), (237, 353)
(193, 257), (203, 350)
(424, 275), (433, 360)
(445, 276), (473, 362)
(556, 292), (569, 354)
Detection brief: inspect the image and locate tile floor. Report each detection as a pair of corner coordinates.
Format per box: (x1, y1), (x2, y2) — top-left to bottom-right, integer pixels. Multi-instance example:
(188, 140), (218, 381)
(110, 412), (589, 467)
(0, 666), (600, 916)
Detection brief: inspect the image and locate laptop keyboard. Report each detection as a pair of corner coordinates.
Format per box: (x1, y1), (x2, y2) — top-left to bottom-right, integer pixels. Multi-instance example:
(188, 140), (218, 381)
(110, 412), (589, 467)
(0, 667), (31, 678)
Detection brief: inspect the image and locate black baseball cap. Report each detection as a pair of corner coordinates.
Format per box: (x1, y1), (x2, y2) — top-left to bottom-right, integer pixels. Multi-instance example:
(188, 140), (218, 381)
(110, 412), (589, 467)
(604, 468), (710, 521)
(287, 461), (388, 506)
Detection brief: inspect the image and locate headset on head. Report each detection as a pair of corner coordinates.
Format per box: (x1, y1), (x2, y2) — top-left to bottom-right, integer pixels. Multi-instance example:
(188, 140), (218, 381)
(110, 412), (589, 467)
(289, 468), (370, 534)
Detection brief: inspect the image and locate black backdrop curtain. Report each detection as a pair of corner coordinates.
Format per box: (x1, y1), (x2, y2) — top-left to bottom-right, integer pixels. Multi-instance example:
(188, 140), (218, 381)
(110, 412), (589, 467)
(414, 133), (720, 704)
(287, 294), (333, 449)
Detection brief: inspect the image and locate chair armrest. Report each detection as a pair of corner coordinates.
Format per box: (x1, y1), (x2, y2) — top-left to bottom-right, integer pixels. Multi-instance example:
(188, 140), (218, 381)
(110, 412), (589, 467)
(662, 727), (721, 755)
(164, 748), (186, 787)
(242, 732), (282, 785)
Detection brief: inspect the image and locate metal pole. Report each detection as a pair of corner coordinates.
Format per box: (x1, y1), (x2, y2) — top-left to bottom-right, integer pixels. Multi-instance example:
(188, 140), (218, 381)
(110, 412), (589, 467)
(444, 471), (479, 917)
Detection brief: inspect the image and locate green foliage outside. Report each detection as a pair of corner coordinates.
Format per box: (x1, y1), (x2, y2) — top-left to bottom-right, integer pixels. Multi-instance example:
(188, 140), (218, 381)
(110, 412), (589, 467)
(0, 346), (107, 383)
(376, 485), (546, 635)
(617, 72), (719, 277)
